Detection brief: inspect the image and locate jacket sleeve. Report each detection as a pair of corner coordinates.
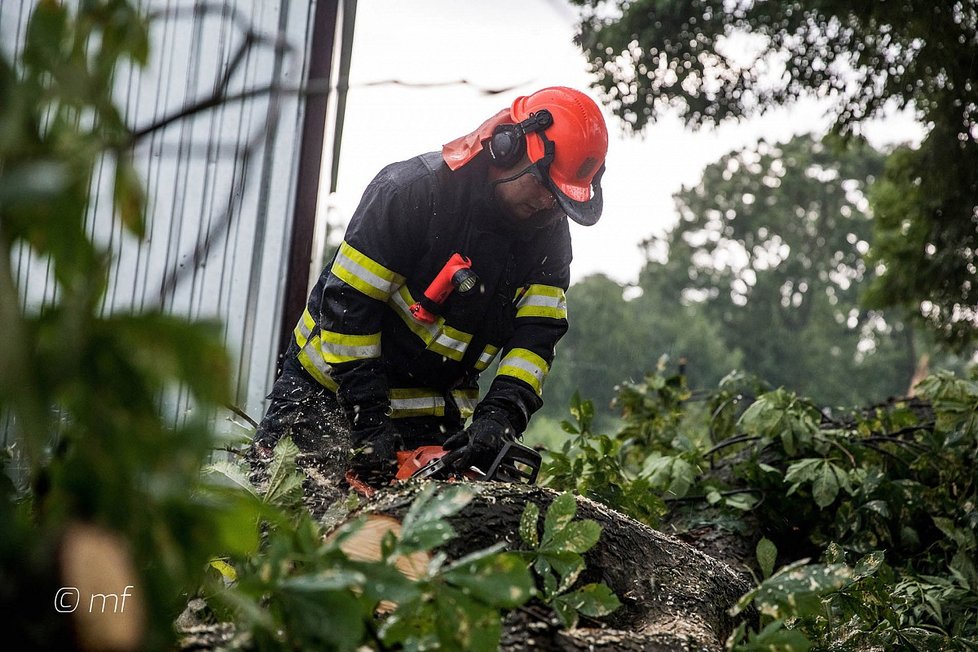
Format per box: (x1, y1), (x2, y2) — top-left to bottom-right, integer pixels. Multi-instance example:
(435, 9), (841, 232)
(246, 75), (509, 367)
(315, 167), (427, 430)
(473, 230), (572, 435)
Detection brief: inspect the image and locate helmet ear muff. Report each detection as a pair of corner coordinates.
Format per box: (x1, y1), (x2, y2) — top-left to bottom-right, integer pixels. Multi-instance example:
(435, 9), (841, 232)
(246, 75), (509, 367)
(488, 124), (526, 168)
(486, 110), (553, 169)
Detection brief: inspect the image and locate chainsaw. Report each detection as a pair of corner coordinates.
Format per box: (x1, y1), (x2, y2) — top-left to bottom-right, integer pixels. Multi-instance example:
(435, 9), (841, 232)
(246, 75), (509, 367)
(346, 441), (541, 497)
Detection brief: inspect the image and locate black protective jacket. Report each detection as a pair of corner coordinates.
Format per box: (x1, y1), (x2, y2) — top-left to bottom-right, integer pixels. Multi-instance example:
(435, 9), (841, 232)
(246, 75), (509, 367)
(283, 151), (572, 437)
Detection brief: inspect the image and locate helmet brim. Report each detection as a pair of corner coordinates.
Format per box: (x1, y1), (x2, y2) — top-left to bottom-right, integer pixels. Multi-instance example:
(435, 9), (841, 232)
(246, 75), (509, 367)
(547, 163), (605, 227)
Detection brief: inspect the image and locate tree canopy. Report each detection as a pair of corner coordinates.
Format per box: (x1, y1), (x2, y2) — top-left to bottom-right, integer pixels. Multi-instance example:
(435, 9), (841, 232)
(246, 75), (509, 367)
(640, 134), (917, 406)
(571, 0), (978, 350)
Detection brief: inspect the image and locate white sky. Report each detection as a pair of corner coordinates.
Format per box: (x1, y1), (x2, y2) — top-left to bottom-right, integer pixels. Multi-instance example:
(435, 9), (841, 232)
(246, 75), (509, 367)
(318, 0), (923, 285)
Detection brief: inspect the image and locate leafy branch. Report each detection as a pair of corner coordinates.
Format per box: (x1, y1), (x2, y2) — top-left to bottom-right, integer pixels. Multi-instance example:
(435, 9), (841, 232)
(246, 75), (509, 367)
(517, 492), (620, 629)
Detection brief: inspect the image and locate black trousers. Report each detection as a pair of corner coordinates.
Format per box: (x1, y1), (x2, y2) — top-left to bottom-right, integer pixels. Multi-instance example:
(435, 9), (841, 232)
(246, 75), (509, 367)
(252, 366), (464, 458)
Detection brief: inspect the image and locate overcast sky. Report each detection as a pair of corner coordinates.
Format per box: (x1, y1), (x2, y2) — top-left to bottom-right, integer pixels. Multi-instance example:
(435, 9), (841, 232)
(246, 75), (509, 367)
(318, 0), (923, 285)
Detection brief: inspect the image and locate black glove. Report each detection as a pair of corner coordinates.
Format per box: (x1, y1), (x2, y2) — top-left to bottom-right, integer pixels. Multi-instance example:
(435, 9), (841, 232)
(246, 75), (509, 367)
(349, 422), (402, 485)
(442, 412), (515, 474)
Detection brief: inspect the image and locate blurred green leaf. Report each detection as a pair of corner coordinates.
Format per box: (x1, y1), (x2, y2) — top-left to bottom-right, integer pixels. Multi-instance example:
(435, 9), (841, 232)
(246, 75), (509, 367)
(113, 156), (145, 237)
(756, 537), (777, 580)
(519, 501), (540, 548)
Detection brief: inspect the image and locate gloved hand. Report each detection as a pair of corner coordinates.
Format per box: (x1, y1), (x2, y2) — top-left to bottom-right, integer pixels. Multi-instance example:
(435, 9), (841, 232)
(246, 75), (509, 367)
(349, 422), (402, 485)
(442, 412), (515, 474)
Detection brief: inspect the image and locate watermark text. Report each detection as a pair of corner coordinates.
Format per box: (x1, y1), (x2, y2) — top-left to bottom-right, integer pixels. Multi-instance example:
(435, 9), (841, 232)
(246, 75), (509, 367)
(55, 586), (134, 614)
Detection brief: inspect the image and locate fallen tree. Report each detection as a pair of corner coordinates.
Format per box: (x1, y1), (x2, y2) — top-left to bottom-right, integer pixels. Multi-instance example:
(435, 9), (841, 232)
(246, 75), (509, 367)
(180, 451), (752, 651)
(349, 482), (751, 651)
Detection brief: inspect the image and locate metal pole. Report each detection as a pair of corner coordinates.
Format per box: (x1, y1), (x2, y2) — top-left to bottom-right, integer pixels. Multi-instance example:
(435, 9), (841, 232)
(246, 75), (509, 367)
(277, 0), (341, 368)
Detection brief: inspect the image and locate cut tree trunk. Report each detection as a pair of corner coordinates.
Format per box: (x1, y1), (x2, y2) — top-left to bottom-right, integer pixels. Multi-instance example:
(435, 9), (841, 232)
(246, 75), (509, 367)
(341, 481), (751, 651)
(183, 457), (753, 651)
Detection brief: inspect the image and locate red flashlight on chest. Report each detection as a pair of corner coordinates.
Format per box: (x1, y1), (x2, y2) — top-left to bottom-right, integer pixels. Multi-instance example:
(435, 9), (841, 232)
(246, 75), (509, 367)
(409, 253), (479, 323)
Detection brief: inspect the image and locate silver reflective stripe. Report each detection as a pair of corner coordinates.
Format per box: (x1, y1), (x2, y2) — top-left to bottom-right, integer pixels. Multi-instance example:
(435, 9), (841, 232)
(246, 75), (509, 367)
(321, 338), (381, 361)
(516, 285), (568, 319)
(432, 329), (470, 359)
(334, 244), (402, 298)
(389, 286), (472, 361)
(475, 345), (499, 370)
(390, 394), (446, 414)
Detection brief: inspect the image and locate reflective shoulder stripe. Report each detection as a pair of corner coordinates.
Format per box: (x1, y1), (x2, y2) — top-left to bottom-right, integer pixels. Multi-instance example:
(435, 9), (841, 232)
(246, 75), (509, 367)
(474, 344), (500, 371)
(516, 284), (567, 320)
(332, 240), (406, 301)
(320, 329), (382, 364)
(497, 348), (550, 396)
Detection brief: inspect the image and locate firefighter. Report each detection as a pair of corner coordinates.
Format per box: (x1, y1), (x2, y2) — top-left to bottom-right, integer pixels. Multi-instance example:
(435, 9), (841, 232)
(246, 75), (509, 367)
(253, 86), (609, 484)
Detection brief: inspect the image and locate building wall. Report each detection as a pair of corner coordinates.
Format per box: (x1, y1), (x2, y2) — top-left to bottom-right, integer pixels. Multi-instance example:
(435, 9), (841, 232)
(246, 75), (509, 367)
(0, 1), (324, 441)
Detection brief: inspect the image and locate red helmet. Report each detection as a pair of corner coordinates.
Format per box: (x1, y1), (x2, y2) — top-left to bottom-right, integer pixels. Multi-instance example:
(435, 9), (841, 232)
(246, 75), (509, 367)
(510, 87), (609, 226)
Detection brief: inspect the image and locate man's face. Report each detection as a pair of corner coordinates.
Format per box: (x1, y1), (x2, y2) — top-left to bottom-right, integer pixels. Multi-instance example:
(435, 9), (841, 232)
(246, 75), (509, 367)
(488, 156), (563, 228)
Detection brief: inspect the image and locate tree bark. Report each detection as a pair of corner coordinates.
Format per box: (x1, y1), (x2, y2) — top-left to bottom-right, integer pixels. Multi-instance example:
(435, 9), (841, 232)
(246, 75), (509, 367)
(348, 481), (751, 651)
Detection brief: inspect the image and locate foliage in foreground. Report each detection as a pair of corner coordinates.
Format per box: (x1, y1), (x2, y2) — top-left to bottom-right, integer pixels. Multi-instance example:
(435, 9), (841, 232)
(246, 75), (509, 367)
(0, 3), (618, 649)
(541, 363), (978, 649)
(205, 439), (536, 651)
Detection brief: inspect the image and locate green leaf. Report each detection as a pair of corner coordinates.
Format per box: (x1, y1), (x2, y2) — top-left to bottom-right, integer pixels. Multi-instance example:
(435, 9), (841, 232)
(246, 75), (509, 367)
(442, 549), (534, 608)
(756, 537), (777, 580)
(545, 519), (601, 555)
(741, 619), (813, 651)
(812, 461), (840, 508)
(209, 558), (237, 583)
(551, 595), (579, 628)
(564, 582), (621, 618)
(552, 583), (620, 628)
(543, 551), (585, 594)
(113, 156), (145, 237)
(542, 492), (578, 546)
(264, 438), (304, 507)
(733, 561), (852, 619)
(434, 586), (503, 652)
(352, 559), (423, 608)
(398, 485), (475, 554)
(280, 586), (366, 651)
(204, 460), (259, 499)
(853, 551), (884, 581)
(281, 568), (365, 593)
(519, 501), (540, 548)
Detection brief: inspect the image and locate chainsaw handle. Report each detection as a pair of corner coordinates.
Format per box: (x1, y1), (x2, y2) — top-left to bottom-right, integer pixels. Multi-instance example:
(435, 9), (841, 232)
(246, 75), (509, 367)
(484, 441), (541, 485)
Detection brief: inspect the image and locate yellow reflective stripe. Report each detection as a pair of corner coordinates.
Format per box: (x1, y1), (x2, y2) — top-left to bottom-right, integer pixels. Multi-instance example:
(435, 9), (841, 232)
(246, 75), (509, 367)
(293, 307), (316, 348)
(452, 388), (480, 419)
(389, 286), (473, 361)
(389, 388), (446, 418)
(516, 284), (567, 320)
(497, 348), (550, 396)
(332, 240), (405, 301)
(390, 285), (441, 344)
(428, 324), (473, 361)
(297, 335), (339, 391)
(474, 344), (500, 371)
(320, 330), (382, 363)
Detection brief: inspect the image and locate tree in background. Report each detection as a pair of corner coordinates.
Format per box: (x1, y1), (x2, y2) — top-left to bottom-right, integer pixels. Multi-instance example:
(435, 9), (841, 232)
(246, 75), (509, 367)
(643, 134), (921, 406)
(571, 0), (978, 350)
(537, 273), (741, 431)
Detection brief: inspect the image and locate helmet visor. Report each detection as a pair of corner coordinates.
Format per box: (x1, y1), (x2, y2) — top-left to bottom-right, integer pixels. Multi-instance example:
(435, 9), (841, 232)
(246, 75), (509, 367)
(533, 161), (605, 227)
